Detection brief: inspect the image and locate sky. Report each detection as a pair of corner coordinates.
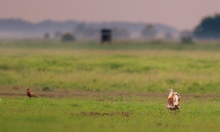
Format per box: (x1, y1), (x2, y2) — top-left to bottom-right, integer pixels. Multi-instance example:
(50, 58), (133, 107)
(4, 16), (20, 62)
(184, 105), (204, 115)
(0, 0), (220, 30)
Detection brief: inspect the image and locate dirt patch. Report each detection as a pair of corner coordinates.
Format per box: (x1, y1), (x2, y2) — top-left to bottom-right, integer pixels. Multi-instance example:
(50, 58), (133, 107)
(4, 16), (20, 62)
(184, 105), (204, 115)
(1, 86), (220, 100)
(71, 112), (129, 117)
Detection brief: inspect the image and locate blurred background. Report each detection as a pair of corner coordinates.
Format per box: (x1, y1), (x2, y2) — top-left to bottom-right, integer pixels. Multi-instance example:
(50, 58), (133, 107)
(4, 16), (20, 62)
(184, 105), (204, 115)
(0, 0), (220, 42)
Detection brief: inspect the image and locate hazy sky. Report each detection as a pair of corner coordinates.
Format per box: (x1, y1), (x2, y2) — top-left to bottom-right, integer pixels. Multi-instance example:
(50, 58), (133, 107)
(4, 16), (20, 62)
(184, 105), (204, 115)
(0, 0), (220, 30)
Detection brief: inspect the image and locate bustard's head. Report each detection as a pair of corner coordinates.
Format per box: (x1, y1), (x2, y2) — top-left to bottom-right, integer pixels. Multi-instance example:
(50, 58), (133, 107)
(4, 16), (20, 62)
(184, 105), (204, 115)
(168, 88), (174, 100)
(169, 88), (174, 92)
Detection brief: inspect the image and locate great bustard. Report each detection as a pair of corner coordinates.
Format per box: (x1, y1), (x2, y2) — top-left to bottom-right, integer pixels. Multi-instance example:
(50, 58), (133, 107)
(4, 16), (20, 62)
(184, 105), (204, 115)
(166, 88), (180, 110)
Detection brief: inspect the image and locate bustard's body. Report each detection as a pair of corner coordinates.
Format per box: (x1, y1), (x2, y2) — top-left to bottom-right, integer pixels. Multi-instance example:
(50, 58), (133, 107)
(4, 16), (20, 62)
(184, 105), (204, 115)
(166, 88), (180, 110)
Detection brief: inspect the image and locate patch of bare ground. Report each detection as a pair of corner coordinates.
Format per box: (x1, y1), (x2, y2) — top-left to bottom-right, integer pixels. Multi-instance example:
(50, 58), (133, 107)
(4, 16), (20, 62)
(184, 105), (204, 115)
(71, 112), (129, 117)
(1, 86), (220, 100)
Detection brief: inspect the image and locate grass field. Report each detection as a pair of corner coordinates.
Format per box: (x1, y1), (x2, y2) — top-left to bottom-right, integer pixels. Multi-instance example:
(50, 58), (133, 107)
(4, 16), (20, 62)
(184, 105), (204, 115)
(1, 40), (220, 132)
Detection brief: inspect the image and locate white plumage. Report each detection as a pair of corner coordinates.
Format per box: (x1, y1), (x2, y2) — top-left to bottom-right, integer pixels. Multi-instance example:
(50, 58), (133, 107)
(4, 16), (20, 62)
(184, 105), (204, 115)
(166, 88), (180, 110)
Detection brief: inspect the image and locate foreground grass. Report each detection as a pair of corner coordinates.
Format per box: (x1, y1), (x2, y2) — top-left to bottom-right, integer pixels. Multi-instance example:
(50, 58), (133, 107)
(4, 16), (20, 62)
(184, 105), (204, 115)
(0, 97), (220, 132)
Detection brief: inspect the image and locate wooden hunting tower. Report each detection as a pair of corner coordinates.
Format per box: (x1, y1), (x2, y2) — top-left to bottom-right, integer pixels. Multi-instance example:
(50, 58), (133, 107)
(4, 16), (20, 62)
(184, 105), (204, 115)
(101, 29), (112, 44)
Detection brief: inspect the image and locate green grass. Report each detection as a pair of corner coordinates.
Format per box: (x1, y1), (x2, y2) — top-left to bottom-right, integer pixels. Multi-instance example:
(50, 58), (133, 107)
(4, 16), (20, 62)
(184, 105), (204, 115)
(1, 40), (220, 132)
(0, 97), (220, 132)
(1, 41), (220, 93)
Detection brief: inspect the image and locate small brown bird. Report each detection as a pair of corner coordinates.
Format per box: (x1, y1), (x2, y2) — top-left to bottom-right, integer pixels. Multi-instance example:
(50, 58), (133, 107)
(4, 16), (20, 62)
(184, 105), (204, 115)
(27, 88), (37, 98)
(166, 88), (180, 110)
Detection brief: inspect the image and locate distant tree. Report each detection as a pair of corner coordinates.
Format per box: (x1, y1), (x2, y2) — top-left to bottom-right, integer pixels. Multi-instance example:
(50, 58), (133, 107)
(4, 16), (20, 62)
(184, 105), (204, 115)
(180, 31), (193, 44)
(141, 24), (157, 40)
(44, 32), (50, 39)
(61, 33), (75, 42)
(194, 14), (220, 39)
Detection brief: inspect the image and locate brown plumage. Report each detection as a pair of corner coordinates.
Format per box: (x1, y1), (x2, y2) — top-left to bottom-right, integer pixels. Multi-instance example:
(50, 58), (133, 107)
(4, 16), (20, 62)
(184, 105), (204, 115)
(166, 88), (180, 110)
(27, 88), (37, 98)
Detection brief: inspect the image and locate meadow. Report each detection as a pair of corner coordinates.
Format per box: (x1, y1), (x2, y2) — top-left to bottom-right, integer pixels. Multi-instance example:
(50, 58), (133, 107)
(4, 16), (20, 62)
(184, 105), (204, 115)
(0, 40), (220, 132)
